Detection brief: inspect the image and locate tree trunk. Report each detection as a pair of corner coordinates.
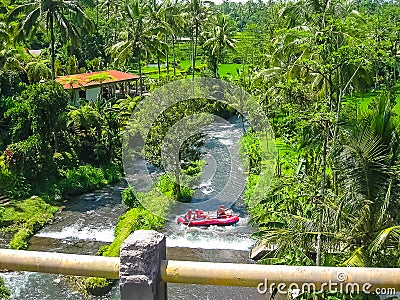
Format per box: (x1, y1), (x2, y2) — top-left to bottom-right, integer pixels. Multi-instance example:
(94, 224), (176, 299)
(316, 120), (328, 266)
(138, 48), (143, 95)
(50, 14), (56, 79)
(316, 229), (321, 266)
(173, 165), (181, 200)
(192, 22), (198, 80)
(215, 53), (219, 78)
(157, 54), (161, 79)
(166, 50), (169, 76)
(172, 37), (176, 77)
(166, 35), (169, 76)
(333, 66), (360, 143)
(96, 0), (99, 28)
(107, 3), (110, 21)
(321, 121), (327, 202)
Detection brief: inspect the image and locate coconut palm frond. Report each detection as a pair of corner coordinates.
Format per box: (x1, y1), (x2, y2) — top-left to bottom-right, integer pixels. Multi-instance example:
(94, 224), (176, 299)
(343, 246), (366, 267)
(368, 226), (400, 254)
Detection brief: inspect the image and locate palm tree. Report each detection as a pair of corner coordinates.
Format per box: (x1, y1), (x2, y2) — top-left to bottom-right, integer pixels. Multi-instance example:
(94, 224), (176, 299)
(260, 94), (400, 268)
(99, 0), (123, 44)
(148, 2), (171, 78)
(8, 0), (94, 79)
(331, 93), (400, 267)
(108, 0), (167, 94)
(203, 15), (237, 78)
(99, 0), (112, 21)
(187, 0), (210, 79)
(163, 0), (185, 76)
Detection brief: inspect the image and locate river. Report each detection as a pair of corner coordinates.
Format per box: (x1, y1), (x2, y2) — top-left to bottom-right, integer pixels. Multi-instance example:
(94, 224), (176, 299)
(1, 116), (267, 300)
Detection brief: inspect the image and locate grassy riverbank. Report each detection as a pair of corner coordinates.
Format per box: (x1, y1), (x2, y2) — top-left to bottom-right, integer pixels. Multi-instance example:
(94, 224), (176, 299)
(78, 187), (168, 295)
(81, 206), (165, 295)
(80, 160), (205, 295)
(0, 162), (122, 250)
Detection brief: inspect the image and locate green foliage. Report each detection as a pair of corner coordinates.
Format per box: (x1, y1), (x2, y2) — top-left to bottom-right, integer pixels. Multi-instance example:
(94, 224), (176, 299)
(8, 0), (94, 78)
(101, 207), (164, 257)
(4, 81), (69, 180)
(7, 135), (56, 180)
(26, 60), (51, 83)
(0, 70), (22, 97)
(182, 160), (205, 176)
(0, 277), (10, 299)
(101, 163), (122, 183)
(53, 151), (79, 171)
(239, 130), (261, 175)
(203, 15), (237, 77)
(156, 173), (194, 203)
(59, 164), (120, 196)
(67, 101), (124, 164)
(0, 154), (31, 199)
(121, 185), (140, 208)
(82, 277), (113, 296)
(3, 196), (58, 249)
(9, 227), (31, 249)
(3, 0), (400, 289)
(19, 81), (68, 142)
(87, 72), (115, 84)
(85, 206), (164, 295)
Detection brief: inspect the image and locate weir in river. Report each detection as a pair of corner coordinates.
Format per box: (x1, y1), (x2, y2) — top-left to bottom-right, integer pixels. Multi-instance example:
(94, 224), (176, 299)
(1, 117), (266, 299)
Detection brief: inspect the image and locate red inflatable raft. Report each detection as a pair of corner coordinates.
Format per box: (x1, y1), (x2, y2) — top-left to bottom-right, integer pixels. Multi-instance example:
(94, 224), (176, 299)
(177, 215), (240, 227)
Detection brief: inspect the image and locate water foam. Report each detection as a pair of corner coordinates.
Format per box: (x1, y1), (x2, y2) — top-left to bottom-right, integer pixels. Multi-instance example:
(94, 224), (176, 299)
(35, 224), (115, 242)
(166, 217), (256, 251)
(166, 235), (256, 251)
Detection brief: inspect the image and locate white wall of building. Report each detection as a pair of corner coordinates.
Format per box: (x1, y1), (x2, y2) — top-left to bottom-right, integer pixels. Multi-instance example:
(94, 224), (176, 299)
(85, 87), (101, 101)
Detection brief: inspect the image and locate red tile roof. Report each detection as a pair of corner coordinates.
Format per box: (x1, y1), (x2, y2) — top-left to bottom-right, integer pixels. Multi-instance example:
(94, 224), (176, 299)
(56, 70), (140, 89)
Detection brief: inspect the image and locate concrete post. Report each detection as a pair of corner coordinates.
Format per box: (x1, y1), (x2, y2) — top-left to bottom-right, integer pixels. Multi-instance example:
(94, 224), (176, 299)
(119, 230), (167, 300)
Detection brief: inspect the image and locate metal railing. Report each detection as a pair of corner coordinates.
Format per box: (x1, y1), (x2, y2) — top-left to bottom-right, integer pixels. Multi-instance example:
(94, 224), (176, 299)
(2, 230), (400, 300)
(1, 249), (400, 291)
(0, 249), (119, 279)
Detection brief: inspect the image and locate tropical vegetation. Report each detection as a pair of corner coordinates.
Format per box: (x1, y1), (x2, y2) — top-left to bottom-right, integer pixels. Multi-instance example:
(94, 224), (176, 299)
(1, 0), (400, 298)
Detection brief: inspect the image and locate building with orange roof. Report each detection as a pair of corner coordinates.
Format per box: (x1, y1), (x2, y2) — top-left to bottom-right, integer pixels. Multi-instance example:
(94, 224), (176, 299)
(55, 70), (141, 102)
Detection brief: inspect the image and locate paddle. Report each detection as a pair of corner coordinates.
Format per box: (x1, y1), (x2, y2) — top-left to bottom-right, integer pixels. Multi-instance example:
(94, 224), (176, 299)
(186, 215), (194, 228)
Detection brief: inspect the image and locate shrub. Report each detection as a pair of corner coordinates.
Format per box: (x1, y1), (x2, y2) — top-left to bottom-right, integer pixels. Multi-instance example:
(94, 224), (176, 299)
(102, 163), (122, 183)
(53, 151), (79, 171)
(59, 165), (107, 196)
(83, 207), (164, 296)
(5, 197), (58, 250)
(0, 154), (31, 199)
(102, 207), (164, 257)
(9, 227), (31, 249)
(0, 69), (23, 97)
(156, 173), (194, 202)
(83, 277), (113, 296)
(121, 185), (140, 208)
(6, 135), (57, 180)
(0, 277), (10, 299)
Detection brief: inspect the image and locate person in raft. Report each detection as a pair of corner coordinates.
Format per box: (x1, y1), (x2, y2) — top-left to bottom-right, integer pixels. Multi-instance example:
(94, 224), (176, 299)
(216, 205), (227, 218)
(195, 209), (207, 219)
(184, 209), (194, 222)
